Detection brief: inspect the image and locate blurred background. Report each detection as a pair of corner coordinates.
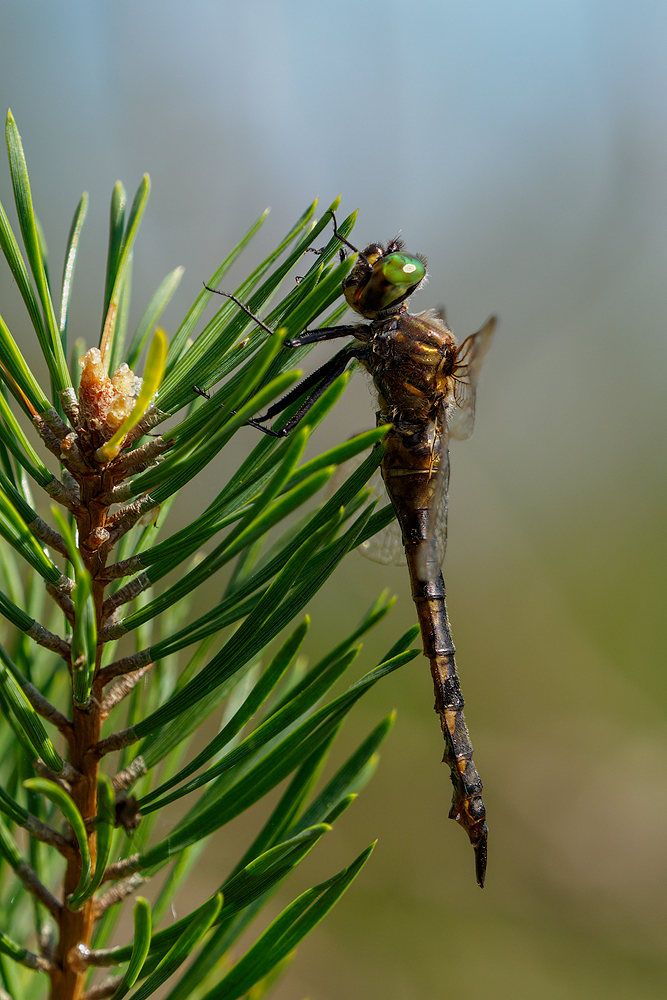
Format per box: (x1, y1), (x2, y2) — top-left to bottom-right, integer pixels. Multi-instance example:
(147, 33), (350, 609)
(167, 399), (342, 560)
(1, 1), (666, 997)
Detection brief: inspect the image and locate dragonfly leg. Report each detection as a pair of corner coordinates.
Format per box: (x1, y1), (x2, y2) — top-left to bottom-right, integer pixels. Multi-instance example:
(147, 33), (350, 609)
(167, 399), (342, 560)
(201, 286), (276, 337)
(194, 346), (360, 437)
(326, 209), (373, 269)
(191, 385), (286, 438)
(285, 324), (365, 347)
(201, 282), (366, 347)
(251, 345), (358, 436)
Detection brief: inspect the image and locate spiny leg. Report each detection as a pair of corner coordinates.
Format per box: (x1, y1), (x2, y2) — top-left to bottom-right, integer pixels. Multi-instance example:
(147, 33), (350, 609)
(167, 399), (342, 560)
(194, 345), (362, 438)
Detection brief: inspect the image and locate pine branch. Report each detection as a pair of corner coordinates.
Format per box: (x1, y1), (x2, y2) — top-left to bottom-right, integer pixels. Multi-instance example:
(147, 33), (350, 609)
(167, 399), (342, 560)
(0, 120), (409, 1000)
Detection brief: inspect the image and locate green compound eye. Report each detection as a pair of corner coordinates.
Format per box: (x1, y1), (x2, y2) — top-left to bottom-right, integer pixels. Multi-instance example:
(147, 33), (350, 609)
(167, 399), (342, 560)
(344, 249), (427, 316)
(379, 253), (426, 287)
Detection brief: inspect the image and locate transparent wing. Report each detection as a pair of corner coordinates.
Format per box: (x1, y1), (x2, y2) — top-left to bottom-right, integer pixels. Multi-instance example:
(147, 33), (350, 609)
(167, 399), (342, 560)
(359, 457), (450, 570)
(430, 404), (450, 568)
(448, 315), (496, 441)
(329, 422), (451, 572)
(327, 452), (405, 565)
(412, 403), (450, 581)
(358, 465), (406, 565)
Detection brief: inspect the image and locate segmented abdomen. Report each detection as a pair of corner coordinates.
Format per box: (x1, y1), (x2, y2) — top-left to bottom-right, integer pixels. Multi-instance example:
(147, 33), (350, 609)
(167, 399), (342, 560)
(382, 434), (488, 887)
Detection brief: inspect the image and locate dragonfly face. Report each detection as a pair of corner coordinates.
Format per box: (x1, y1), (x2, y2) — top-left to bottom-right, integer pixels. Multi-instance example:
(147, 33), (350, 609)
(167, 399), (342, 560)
(343, 240), (427, 319)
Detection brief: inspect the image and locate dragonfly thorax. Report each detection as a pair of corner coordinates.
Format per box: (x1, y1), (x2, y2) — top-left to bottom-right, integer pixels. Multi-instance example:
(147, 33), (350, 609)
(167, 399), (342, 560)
(358, 309), (459, 426)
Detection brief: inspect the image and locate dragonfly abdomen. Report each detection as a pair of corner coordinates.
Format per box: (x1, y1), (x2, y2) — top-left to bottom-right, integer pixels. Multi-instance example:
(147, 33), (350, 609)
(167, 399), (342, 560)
(409, 567), (488, 886)
(386, 469), (488, 886)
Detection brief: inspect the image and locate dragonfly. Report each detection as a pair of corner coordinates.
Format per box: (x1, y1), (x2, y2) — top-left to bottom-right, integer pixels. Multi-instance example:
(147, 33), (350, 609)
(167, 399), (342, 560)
(203, 214), (496, 886)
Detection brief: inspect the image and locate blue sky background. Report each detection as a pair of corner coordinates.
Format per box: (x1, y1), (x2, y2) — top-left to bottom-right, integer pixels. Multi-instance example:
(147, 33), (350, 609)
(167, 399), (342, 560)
(1, 3), (666, 998)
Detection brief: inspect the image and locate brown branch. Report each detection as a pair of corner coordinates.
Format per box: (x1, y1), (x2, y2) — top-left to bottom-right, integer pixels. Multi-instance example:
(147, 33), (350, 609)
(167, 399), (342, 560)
(16, 948), (56, 975)
(46, 585), (76, 624)
(105, 497), (155, 529)
(98, 648), (152, 684)
(100, 497), (159, 551)
(38, 922), (56, 962)
(28, 516), (71, 559)
(22, 680), (73, 740)
(99, 854), (140, 885)
(42, 475), (81, 514)
(101, 572), (151, 618)
(57, 388), (80, 427)
(61, 468), (81, 502)
(26, 621), (71, 661)
(57, 761), (82, 784)
(40, 407), (72, 441)
(124, 406), (168, 445)
(15, 862), (61, 919)
(33, 414), (66, 459)
(55, 574), (75, 594)
(33, 760), (71, 790)
(96, 554), (144, 582)
(24, 814), (75, 859)
(81, 527), (112, 556)
(96, 621), (127, 644)
(102, 668), (152, 716)
(111, 756), (147, 793)
(68, 943), (120, 970)
(87, 727), (139, 760)
(59, 432), (90, 473)
(34, 759), (80, 786)
(82, 974), (125, 998)
(94, 871), (144, 917)
(112, 436), (171, 477)
(95, 483), (133, 505)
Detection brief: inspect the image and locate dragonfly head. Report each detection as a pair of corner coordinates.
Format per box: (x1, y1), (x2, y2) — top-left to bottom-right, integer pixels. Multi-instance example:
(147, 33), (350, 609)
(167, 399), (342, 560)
(343, 239), (427, 319)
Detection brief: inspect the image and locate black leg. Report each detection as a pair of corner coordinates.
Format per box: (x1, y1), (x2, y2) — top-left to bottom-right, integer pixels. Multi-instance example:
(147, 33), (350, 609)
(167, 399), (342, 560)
(327, 210), (372, 269)
(192, 385), (284, 438)
(202, 282), (367, 348)
(196, 204), (372, 436)
(252, 345), (360, 437)
(300, 208), (368, 269)
(193, 346), (362, 438)
(284, 324), (366, 348)
(202, 286), (276, 337)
